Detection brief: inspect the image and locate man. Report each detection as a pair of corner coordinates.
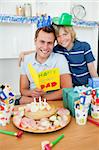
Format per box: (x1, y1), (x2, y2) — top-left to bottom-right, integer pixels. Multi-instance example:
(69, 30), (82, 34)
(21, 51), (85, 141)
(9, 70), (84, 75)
(19, 26), (72, 104)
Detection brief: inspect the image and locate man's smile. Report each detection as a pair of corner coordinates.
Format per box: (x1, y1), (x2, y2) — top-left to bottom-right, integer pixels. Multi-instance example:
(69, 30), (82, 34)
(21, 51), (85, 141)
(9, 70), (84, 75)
(40, 49), (49, 54)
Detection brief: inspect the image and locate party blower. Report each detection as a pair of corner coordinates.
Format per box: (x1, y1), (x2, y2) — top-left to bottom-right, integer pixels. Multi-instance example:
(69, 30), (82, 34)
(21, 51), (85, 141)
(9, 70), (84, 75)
(44, 134), (64, 150)
(0, 129), (23, 138)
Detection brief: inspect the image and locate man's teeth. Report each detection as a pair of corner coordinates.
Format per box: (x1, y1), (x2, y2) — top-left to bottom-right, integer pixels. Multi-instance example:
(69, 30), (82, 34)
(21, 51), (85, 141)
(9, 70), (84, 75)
(41, 49), (48, 54)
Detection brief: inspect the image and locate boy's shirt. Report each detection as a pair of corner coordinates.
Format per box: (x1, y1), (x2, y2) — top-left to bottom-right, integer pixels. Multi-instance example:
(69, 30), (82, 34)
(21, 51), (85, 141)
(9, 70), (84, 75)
(53, 40), (95, 86)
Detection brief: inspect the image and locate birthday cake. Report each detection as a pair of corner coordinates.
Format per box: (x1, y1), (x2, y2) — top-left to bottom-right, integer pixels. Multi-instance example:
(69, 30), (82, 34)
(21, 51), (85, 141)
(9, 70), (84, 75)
(13, 98), (71, 133)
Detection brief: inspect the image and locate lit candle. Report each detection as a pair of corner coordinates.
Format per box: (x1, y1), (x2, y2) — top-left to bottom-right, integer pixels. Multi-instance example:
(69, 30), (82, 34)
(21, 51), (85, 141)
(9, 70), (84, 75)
(43, 98), (47, 107)
(39, 97), (42, 108)
(34, 97), (36, 105)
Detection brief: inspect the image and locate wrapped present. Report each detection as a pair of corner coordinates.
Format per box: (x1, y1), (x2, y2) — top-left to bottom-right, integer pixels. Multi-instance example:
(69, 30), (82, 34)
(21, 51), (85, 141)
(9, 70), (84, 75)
(62, 88), (73, 108)
(62, 86), (93, 117)
(88, 78), (99, 88)
(62, 88), (79, 116)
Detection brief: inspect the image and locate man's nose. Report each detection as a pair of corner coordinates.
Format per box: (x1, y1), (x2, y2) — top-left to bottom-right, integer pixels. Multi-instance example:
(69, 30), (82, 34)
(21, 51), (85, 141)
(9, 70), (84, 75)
(43, 43), (48, 49)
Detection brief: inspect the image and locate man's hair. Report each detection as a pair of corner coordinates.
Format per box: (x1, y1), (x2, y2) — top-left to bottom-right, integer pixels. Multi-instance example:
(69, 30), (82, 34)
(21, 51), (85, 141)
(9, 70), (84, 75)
(35, 26), (56, 41)
(52, 24), (76, 42)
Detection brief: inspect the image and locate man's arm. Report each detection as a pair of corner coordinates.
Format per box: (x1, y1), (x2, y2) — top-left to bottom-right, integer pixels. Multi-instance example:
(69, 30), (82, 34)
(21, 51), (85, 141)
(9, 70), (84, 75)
(20, 74), (32, 97)
(44, 73), (72, 101)
(20, 75), (45, 104)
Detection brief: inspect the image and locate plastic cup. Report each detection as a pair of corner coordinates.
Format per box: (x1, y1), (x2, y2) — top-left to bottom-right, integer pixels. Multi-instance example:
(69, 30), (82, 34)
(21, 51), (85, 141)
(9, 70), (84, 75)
(75, 107), (88, 125)
(0, 105), (13, 126)
(91, 103), (99, 119)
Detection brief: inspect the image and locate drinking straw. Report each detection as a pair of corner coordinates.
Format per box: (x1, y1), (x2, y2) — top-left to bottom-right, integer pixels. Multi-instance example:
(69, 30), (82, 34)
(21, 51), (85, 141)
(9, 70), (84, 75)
(0, 129), (23, 138)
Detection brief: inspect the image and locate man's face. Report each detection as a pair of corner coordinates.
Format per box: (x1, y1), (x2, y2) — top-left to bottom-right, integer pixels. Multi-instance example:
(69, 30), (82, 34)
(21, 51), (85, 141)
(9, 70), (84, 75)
(35, 30), (55, 62)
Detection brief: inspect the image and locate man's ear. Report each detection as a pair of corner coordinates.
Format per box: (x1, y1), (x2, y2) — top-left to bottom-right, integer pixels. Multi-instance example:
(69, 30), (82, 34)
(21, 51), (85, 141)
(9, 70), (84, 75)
(34, 38), (36, 44)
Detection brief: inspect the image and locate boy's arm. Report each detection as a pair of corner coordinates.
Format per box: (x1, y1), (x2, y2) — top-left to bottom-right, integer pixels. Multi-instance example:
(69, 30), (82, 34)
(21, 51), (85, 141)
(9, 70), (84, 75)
(87, 62), (98, 77)
(19, 50), (33, 66)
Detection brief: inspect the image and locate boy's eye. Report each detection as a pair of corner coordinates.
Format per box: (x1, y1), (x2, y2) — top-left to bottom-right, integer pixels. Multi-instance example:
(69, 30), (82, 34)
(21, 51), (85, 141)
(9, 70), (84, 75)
(63, 33), (68, 36)
(57, 33), (68, 38)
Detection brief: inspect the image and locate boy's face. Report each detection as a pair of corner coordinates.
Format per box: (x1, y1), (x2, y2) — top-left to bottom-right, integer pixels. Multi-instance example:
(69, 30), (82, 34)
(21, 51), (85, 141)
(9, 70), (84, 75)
(35, 30), (55, 63)
(57, 27), (73, 50)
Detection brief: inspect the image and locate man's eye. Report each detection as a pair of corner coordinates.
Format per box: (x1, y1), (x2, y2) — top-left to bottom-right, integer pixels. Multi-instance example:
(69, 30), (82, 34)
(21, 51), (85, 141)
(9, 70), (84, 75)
(41, 41), (45, 43)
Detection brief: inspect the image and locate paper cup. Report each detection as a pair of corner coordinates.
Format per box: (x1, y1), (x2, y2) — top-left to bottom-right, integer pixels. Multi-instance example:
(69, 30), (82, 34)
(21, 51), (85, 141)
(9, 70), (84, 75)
(0, 111), (7, 126)
(91, 103), (99, 119)
(0, 105), (14, 126)
(75, 108), (88, 125)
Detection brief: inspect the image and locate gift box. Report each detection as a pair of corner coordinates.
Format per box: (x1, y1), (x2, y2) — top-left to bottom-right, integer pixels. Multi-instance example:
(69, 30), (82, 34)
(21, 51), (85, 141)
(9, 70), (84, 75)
(62, 88), (73, 108)
(62, 87), (91, 117)
(88, 78), (99, 88)
(62, 88), (79, 116)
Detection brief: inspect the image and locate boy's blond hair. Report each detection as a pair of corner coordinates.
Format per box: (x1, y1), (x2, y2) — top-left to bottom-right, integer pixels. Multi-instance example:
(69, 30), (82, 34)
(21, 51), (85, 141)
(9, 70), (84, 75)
(53, 24), (76, 42)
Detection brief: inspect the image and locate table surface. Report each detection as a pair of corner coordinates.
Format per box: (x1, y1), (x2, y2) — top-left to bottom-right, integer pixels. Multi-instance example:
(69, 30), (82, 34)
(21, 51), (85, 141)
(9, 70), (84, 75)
(0, 101), (99, 150)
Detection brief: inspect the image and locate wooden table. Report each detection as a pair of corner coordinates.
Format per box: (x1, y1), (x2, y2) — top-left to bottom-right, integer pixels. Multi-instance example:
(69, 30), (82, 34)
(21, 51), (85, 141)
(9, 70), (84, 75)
(0, 101), (99, 150)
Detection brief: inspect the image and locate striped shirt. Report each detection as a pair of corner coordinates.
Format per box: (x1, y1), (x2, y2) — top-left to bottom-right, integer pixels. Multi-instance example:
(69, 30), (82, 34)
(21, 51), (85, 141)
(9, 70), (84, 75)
(53, 40), (95, 86)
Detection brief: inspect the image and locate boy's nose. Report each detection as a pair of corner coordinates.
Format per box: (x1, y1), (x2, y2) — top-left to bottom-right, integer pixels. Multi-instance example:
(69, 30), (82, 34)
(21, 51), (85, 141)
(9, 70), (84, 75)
(60, 36), (65, 42)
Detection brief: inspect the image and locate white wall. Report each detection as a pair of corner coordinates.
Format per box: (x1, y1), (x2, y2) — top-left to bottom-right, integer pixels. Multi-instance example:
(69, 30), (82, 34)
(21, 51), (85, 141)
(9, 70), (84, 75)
(43, 0), (71, 17)
(0, 0), (99, 95)
(70, 0), (99, 21)
(0, 23), (35, 58)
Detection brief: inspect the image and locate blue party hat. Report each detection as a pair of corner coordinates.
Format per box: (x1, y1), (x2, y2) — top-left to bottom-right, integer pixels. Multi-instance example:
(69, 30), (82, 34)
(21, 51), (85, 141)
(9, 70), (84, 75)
(37, 16), (52, 29)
